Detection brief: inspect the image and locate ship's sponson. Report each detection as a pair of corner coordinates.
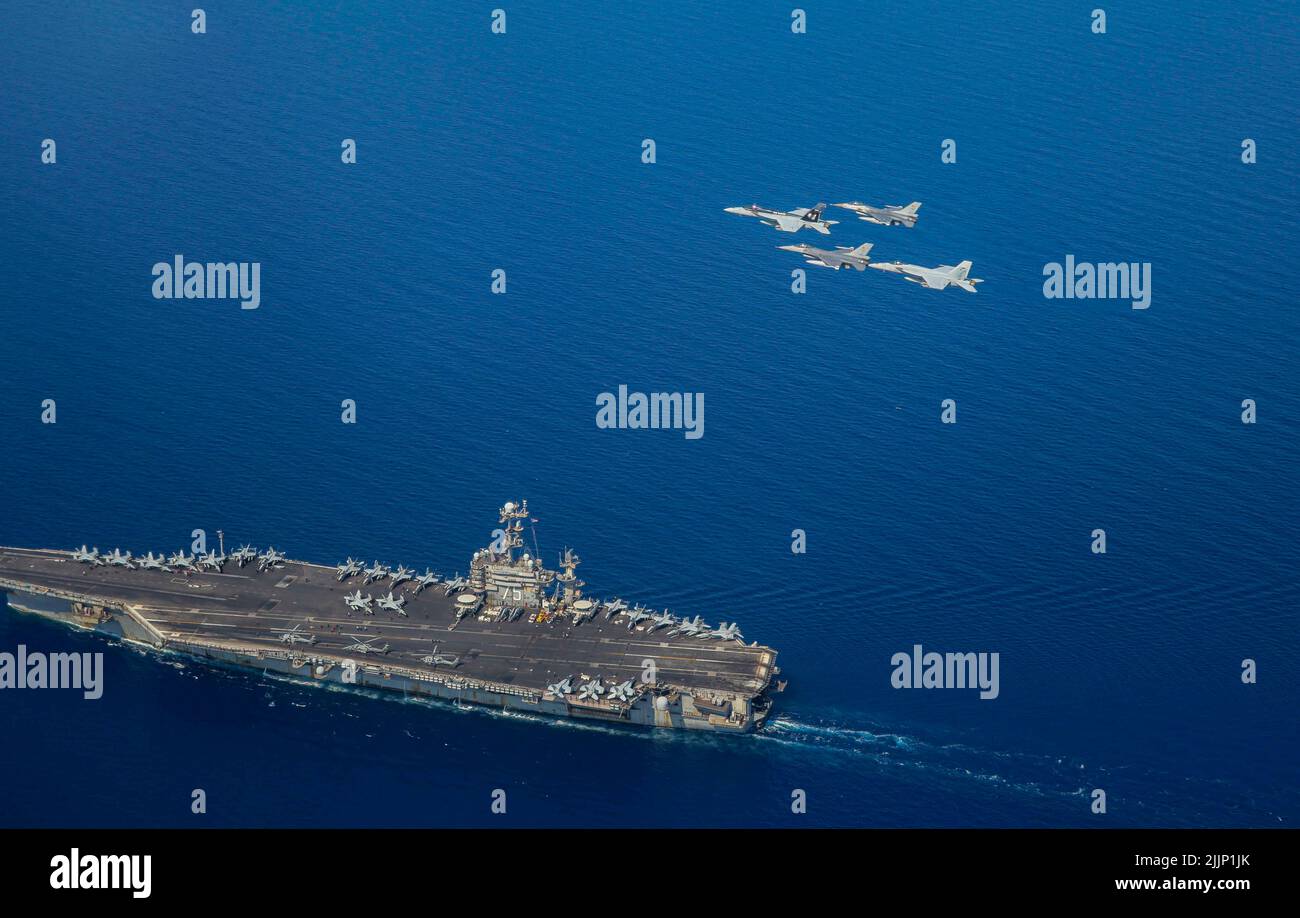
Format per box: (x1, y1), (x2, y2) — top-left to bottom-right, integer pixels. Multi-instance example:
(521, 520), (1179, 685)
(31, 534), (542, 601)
(0, 548), (779, 732)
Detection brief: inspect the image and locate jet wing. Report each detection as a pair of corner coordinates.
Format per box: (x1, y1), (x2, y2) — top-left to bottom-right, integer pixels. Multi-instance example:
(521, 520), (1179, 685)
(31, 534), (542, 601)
(772, 215), (806, 232)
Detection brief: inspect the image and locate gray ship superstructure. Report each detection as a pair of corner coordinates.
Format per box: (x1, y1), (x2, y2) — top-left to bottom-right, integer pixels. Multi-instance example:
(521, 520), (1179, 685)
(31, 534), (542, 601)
(0, 501), (781, 733)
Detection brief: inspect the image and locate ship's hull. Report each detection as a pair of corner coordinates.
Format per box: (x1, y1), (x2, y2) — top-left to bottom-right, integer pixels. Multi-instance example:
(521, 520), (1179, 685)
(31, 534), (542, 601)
(0, 548), (779, 734)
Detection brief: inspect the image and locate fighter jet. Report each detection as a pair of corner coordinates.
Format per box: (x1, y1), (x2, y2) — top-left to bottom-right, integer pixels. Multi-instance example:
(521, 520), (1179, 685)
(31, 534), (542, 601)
(442, 574), (467, 595)
(669, 615), (707, 637)
(71, 545), (100, 565)
(362, 561), (388, 585)
(607, 679), (637, 703)
(138, 552), (171, 572)
(778, 241), (873, 271)
(724, 202), (837, 234)
(547, 676), (575, 697)
(257, 548), (286, 572)
(198, 551), (226, 573)
(376, 592), (408, 616)
(231, 545), (258, 567)
(577, 677), (605, 701)
(624, 608), (652, 630)
(342, 634), (388, 655)
(412, 570), (440, 595)
(833, 200), (922, 227)
(168, 551), (196, 572)
(106, 549), (135, 569)
(709, 622), (745, 643)
(388, 565), (414, 588)
(345, 590), (374, 614)
(868, 259), (983, 292)
(335, 557), (362, 581)
(602, 598), (628, 620)
(279, 624), (316, 646)
(648, 611), (677, 632)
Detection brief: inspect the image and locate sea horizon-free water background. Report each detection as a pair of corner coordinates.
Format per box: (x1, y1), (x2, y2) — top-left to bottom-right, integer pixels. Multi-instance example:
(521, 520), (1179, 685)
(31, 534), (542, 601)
(1, 1), (1297, 827)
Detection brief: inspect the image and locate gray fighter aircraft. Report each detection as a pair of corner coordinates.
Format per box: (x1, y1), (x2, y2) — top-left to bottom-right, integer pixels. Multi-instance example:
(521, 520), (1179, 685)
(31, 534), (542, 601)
(442, 574), (467, 595)
(412, 570), (440, 594)
(577, 677), (605, 701)
(168, 551), (196, 572)
(778, 241), (874, 271)
(138, 551), (170, 572)
(362, 561), (388, 585)
(71, 545), (100, 564)
(257, 548), (286, 572)
(725, 202), (837, 234)
(106, 548), (135, 569)
(547, 676), (575, 697)
(869, 259), (982, 292)
(648, 611), (676, 631)
(833, 200), (922, 227)
(231, 545), (258, 567)
(624, 608), (652, 630)
(376, 592), (408, 616)
(709, 622), (745, 643)
(669, 614), (707, 637)
(607, 679), (637, 703)
(345, 590), (374, 614)
(388, 565), (414, 588)
(602, 598), (628, 620)
(335, 557), (362, 581)
(198, 551), (225, 573)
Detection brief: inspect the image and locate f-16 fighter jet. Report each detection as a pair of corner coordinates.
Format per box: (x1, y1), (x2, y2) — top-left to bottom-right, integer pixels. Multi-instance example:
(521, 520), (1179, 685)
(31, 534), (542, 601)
(833, 200), (921, 227)
(869, 259), (982, 292)
(778, 241), (874, 271)
(376, 592), (408, 616)
(724, 202), (837, 234)
(335, 558), (362, 581)
(345, 590), (374, 614)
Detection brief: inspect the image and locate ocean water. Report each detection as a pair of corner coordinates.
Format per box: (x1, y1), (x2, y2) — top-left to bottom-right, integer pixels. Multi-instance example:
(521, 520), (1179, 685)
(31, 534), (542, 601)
(0, 1), (1296, 827)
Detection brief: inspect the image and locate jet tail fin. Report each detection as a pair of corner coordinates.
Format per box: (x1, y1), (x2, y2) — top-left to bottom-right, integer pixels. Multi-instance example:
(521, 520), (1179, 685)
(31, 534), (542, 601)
(804, 203), (829, 221)
(951, 260), (973, 280)
(850, 243), (874, 257)
(900, 202), (922, 215)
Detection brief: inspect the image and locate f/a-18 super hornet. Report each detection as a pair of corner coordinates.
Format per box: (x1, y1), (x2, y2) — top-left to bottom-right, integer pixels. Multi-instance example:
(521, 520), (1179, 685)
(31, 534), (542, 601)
(670, 614), (708, 637)
(198, 551), (226, 573)
(724, 202), (837, 234)
(608, 679), (638, 703)
(709, 622), (745, 643)
(833, 200), (922, 227)
(649, 610), (677, 631)
(577, 677), (605, 701)
(869, 259), (982, 292)
(362, 561), (388, 585)
(335, 557), (362, 581)
(345, 590), (374, 614)
(106, 548), (134, 569)
(547, 676), (575, 697)
(778, 241), (874, 271)
(411, 570), (440, 594)
(257, 548), (286, 572)
(138, 552), (171, 572)
(624, 607), (652, 630)
(71, 545), (100, 565)
(376, 592), (407, 616)
(388, 565), (414, 588)
(602, 598), (628, 620)
(442, 574), (467, 595)
(168, 551), (196, 572)
(231, 545), (258, 568)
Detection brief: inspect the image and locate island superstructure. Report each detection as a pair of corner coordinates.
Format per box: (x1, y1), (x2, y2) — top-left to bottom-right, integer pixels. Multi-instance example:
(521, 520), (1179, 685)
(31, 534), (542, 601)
(0, 502), (781, 733)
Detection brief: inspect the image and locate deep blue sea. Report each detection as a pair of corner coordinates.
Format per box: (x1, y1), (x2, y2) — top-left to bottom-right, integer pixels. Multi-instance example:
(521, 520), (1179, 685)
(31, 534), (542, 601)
(1, 1), (1296, 827)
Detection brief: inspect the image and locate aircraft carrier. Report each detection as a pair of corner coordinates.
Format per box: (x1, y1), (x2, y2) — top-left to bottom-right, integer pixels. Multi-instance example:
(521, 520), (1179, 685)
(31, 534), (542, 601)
(0, 501), (781, 733)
